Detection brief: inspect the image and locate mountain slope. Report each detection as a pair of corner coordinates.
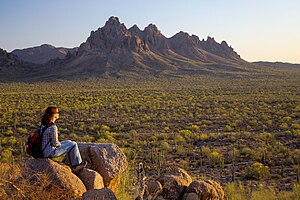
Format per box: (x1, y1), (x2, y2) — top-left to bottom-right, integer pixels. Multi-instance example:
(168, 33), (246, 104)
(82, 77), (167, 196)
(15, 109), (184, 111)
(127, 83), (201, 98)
(11, 44), (78, 64)
(0, 48), (41, 81)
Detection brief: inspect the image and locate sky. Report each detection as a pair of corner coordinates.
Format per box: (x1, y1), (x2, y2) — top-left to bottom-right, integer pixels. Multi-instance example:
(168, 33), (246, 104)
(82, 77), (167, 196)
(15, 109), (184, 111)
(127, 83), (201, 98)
(0, 0), (300, 63)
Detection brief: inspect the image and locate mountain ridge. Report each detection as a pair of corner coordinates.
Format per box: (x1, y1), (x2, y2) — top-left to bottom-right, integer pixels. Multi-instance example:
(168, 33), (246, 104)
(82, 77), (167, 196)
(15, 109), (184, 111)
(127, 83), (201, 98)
(2, 16), (296, 81)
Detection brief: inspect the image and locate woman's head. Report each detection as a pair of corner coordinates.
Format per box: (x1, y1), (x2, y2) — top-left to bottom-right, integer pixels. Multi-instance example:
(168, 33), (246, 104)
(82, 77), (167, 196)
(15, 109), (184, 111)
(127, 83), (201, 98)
(41, 106), (59, 125)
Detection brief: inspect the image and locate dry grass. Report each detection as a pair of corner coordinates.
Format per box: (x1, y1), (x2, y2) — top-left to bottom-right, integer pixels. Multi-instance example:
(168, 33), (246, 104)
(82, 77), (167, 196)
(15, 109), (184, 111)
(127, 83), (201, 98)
(0, 162), (78, 200)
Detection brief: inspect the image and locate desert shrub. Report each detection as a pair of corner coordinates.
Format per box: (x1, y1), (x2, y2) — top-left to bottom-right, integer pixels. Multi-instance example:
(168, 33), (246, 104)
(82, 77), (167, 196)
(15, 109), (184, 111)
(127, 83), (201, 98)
(198, 133), (209, 141)
(207, 151), (223, 167)
(16, 127), (28, 135)
(190, 125), (200, 132)
(244, 162), (270, 180)
(174, 134), (185, 144)
(225, 125), (233, 132)
(0, 148), (13, 163)
(179, 129), (192, 139)
(240, 147), (253, 157)
(276, 191), (294, 200)
(294, 183), (300, 200)
(4, 129), (13, 136)
(159, 141), (171, 152)
(251, 185), (276, 200)
(224, 182), (247, 200)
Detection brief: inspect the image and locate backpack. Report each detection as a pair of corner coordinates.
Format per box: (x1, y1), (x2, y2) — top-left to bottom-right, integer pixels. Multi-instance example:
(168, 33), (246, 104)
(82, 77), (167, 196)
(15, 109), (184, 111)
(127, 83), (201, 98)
(25, 125), (50, 158)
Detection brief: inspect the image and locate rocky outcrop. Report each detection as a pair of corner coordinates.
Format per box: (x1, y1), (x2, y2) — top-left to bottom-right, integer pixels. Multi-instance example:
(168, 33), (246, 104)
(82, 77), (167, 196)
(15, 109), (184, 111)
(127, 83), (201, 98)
(144, 168), (224, 200)
(73, 142), (128, 193)
(144, 181), (163, 200)
(184, 180), (224, 200)
(20, 142), (128, 199)
(157, 168), (193, 200)
(23, 158), (86, 197)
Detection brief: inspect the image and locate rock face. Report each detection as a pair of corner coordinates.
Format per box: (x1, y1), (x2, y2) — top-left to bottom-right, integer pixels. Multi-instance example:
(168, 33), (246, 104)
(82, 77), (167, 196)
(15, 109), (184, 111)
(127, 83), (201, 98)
(23, 158), (86, 197)
(75, 142), (128, 193)
(157, 168), (193, 200)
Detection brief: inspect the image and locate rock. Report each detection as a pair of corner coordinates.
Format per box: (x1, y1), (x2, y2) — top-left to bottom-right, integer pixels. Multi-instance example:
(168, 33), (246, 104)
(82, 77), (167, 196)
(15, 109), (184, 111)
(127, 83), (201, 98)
(23, 158), (86, 198)
(182, 192), (199, 200)
(157, 168), (192, 200)
(186, 180), (224, 200)
(75, 143), (128, 193)
(143, 181), (163, 200)
(82, 188), (117, 200)
(77, 168), (104, 190)
(155, 195), (166, 200)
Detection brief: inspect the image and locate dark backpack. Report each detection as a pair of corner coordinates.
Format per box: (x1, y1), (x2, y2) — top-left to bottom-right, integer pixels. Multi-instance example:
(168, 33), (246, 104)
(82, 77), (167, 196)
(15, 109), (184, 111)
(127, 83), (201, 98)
(25, 125), (50, 158)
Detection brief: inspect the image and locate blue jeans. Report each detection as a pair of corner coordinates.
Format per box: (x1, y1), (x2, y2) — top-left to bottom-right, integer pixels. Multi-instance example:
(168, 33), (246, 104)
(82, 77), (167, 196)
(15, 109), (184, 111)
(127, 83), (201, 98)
(49, 140), (82, 166)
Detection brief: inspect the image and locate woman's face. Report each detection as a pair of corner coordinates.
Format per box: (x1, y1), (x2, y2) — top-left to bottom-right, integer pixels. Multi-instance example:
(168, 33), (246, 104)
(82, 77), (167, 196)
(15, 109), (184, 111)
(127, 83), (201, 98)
(51, 108), (59, 122)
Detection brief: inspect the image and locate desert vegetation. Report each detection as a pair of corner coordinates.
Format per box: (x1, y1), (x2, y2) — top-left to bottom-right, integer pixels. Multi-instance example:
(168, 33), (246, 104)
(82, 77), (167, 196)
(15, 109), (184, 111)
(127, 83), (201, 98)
(0, 71), (300, 199)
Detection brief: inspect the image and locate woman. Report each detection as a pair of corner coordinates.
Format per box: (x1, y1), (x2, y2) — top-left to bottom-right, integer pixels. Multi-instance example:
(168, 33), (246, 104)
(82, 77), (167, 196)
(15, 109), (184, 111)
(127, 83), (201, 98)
(41, 106), (86, 174)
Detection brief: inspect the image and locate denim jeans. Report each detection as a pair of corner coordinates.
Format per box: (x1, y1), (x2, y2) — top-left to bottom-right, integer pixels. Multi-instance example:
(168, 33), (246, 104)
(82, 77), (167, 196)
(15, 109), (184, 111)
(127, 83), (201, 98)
(49, 140), (82, 166)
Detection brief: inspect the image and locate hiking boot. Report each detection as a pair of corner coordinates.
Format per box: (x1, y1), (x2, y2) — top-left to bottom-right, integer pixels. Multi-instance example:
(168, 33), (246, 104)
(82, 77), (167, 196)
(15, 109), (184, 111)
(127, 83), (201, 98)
(71, 161), (87, 174)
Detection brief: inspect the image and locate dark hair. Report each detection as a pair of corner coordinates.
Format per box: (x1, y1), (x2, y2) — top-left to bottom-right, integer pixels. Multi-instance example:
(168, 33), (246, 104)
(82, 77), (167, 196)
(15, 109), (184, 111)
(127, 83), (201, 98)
(41, 106), (58, 125)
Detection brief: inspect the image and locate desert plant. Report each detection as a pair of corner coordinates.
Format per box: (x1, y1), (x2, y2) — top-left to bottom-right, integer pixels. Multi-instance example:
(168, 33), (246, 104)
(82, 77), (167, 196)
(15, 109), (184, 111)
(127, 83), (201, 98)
(244, 162), (270, 180)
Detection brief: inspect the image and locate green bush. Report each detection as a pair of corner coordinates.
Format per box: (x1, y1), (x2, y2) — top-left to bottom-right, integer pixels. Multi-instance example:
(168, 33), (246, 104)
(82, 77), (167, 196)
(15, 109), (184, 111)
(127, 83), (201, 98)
(244, 162), (270, 180)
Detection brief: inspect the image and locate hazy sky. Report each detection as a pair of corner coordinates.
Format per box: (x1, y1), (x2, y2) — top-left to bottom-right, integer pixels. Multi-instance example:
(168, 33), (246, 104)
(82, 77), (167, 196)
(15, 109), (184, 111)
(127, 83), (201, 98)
(1, 0), (299, 63)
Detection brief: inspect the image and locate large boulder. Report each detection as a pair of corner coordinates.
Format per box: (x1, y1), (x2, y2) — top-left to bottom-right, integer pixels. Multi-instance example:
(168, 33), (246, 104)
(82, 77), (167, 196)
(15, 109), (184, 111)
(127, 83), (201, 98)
(185, 180), (224, 200)
(73, 143), (128, 193)
(77, 168), (104, 190)
(82, 188), (117, 200)
(182, 193), (199, 200)
(143, 181), (163, 200)
(23, 158), (86, 198)
(157, 168), (193, 200)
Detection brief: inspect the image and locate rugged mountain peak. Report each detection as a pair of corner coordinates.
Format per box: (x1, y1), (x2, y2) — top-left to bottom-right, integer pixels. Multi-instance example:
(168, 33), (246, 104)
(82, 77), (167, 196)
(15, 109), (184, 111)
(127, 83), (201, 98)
(142, 23), (168, 51)
(0, 48), (8, 58)
(206, 36), (216, 43)
(105, 16), (121, 26)
(201, 37), (241, 60)
(78, 16), (132, 54)
(144, 24), (159, 32)
(128, 24), (142, 37)
(171, 31), (191, 40)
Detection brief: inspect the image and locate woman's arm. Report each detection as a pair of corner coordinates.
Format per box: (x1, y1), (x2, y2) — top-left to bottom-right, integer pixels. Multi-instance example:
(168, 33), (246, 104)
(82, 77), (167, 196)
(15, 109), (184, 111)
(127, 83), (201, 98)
(50, 125), (61, 147)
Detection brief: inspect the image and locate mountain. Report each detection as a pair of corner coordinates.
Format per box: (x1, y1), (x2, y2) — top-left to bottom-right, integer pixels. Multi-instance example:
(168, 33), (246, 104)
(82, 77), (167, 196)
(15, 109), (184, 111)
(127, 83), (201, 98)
(1, 16), (269, 81)
(43, 16), (251, 79)
(253, 61), (300, 69)
(11, 44), (78, 64)
(0, 48), (41, 81)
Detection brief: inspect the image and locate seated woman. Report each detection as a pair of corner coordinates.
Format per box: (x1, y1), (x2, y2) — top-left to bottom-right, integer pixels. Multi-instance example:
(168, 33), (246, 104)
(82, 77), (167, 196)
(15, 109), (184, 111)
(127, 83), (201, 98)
(41, 106), (86, 174)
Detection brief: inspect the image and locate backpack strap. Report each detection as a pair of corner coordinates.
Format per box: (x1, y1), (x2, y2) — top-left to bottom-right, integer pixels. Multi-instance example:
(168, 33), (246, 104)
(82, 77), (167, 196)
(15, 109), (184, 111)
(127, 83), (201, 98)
(40, 125), (52, 152)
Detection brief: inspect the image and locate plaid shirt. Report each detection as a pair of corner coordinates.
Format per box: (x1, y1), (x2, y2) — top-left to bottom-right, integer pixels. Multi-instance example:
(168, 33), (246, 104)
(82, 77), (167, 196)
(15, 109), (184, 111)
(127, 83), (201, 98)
(41, 124), (61, 157)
